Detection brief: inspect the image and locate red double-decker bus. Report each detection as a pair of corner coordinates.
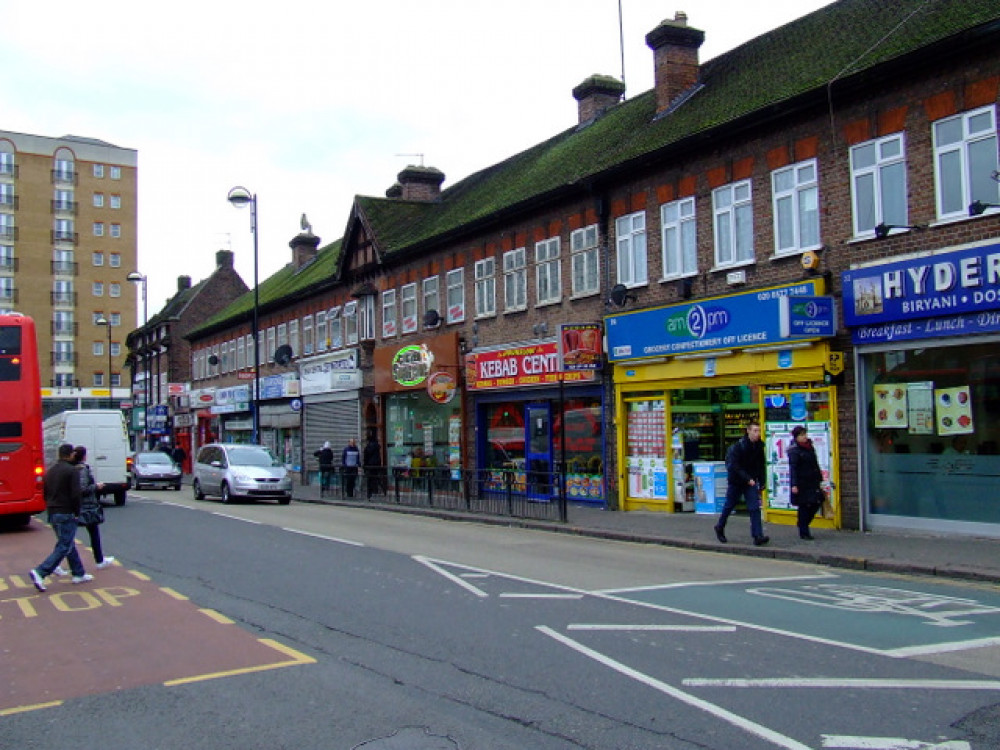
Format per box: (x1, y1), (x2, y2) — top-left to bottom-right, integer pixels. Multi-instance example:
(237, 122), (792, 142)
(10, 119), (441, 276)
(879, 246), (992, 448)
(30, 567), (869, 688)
(0, 313), (46, 525)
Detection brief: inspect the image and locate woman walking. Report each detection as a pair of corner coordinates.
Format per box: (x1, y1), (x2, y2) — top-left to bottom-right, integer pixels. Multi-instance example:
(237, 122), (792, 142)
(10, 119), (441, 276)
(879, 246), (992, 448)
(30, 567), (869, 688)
(73, 446), (115, 569)
(787, 426), (823, 540)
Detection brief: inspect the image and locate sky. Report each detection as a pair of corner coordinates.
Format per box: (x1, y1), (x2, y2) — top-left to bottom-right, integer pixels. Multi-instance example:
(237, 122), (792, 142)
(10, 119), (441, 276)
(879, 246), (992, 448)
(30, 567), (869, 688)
(2, 0), (832, 322)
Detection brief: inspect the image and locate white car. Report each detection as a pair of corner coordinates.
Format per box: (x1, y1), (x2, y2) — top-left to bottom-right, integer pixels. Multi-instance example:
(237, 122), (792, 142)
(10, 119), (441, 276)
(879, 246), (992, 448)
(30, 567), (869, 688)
(192, 443), (292, 505)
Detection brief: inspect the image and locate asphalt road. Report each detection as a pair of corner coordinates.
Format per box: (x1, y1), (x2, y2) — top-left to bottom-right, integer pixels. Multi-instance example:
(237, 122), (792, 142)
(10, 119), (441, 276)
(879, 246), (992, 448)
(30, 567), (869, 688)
(3, 492), (1000, 749)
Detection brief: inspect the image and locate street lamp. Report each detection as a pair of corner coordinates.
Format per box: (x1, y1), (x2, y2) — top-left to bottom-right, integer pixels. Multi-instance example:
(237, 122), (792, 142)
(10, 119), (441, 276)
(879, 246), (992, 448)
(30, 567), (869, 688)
(127, 271), (148, 448)
(227, 186), (260, 445)
(96, 316), (113, 409)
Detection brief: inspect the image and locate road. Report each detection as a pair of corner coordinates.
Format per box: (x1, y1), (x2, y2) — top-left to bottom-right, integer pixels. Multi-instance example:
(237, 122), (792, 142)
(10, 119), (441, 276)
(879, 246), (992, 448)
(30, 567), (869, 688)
(2, 491), (1000, 749)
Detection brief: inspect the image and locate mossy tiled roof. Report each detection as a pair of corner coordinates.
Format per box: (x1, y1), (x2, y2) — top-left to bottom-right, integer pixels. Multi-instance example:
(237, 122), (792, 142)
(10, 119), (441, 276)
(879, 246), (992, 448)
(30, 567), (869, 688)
(186, 239), (341, 338)
(359, 0), (1000, 255)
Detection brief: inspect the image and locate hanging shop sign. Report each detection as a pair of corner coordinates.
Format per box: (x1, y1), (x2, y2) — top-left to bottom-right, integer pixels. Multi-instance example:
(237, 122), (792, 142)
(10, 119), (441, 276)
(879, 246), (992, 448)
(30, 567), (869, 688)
(558, 323), (603, 372)
(778, 296), (836, 338)
(466, 342), (596, 390)
(211, 384), (249, 415)
(260, 372), (301, 400)
(605, 280), (831, 362)
(392, 344), (433, 386)
(427, 371), (457, 404)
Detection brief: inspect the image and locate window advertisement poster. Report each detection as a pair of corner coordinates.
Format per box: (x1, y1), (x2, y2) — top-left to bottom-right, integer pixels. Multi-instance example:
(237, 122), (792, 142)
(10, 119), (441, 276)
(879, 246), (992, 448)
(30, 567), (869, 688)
(627, 455), (668, 499)
(906, 382), (934, 435)
(448, 415), (461, 479)
(626, 400), (667, 500)
(935, 386), (974, 435)
(873, 384), (908, 428)
(765, 421), (832, 510)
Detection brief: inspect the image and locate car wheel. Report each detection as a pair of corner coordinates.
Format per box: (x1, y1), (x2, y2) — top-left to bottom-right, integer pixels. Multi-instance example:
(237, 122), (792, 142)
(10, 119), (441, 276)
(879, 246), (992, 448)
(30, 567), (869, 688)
(174, 483), (181, 491)
(220, 482), (232, 504)
(113, 489), (127, 507)
(278, 495), (291, 505)
(193, 479), (205, 501)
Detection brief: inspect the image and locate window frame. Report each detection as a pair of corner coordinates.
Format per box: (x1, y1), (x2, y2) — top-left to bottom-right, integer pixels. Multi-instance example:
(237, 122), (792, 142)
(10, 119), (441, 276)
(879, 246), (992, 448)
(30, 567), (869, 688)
(535, 237), (562, 306)
(570, 224), (600, 297)
(659, 199), (697, 279)
(446, 268), (465, 324)
(771, 159), (821, 255)
(344, 300), (359, 345)
(615, 211), (648, 287)
(850, 133), (908, 237)
(401, 283), (418, 333)
(933, 104), (1000, 220)
(712, 180), (754, 268)
(422, 276), (440, 321)
(474, 258), (496, 318)
(503, 247), (527, 312)
(382, 289), (398, 338)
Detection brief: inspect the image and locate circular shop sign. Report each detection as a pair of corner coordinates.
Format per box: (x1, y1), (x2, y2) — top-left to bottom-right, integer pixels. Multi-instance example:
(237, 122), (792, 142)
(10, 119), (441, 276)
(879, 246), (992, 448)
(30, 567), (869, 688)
(426, 371), (457, 404)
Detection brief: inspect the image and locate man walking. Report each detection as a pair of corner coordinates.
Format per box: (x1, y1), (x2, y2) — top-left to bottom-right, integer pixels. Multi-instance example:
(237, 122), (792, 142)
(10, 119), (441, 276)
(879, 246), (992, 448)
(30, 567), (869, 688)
(30, 443), (93, 591)
(715, 421), (769, 546)
(341, 438), (361, 498)
(363, 432), (383, 499)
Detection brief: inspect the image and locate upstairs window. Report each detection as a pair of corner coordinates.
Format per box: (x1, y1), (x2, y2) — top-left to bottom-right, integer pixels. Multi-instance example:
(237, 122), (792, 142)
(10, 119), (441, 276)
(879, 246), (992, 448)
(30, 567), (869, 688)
(382, 289), (398, 338)
(401, 283), (418, 333)
(934, 105), (999, 219)
(474, 258), (496, 318)
(660, 198), (697, 278)
(422, 276), (440, 322)
(570, 224), (600, 296)
(446, 268), (464, 324)
(615, 211), (647, 287)
(851, 133), (907, 236)
(535, 237), (561, 305)
(503, 248), (526, 312)
(302, 315), (314, 355)
(344, 301), (359, 345)
(773, 160), (820, 254)
(713, 180), (753, 267)
(329, 306), (342, 349)
(315, 310), (327, 352)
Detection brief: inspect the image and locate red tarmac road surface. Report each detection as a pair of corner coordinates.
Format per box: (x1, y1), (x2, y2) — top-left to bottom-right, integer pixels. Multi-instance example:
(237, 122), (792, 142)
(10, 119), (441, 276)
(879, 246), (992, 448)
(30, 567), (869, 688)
(0, 519), (314, 716)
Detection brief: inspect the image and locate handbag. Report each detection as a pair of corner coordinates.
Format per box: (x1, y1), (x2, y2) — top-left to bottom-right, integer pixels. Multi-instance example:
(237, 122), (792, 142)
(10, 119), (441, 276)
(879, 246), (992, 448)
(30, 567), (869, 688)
(79, 501), (104, 526)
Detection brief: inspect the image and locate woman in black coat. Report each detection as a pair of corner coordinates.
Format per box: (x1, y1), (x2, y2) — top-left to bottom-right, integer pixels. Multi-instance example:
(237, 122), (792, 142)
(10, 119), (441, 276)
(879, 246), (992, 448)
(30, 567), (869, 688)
(787, 425), (823, 540)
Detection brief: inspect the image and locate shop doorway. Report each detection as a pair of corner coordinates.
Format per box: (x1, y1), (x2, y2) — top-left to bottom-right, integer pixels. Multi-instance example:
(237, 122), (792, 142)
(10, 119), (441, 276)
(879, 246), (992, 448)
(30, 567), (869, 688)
(526, 403), (553, 499)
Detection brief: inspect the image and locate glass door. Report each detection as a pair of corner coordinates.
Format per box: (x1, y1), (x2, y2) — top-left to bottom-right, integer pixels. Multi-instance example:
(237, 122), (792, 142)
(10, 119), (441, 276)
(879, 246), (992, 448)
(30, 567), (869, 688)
(525, 403), (553, 499)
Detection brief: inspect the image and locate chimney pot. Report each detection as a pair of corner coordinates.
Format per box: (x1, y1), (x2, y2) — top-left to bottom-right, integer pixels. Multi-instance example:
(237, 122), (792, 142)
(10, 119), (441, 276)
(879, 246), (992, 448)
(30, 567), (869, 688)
(177, 275), (192, 292)
(290, 231), (321, 270)
(646, 12), (705, 115)
(397, 166), (445, 202)
(215, 249), (235, 269)
(572, 75), (626, 125)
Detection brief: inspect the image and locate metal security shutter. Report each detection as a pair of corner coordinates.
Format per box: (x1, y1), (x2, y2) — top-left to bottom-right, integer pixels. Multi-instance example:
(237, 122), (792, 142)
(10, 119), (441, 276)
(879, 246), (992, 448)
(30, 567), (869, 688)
(303, 398), (360, 472)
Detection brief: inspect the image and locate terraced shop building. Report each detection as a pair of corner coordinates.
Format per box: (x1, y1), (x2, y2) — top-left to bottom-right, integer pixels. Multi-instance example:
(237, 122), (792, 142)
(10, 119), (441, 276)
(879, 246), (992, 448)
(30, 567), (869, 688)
(187, 0), (1000, 537)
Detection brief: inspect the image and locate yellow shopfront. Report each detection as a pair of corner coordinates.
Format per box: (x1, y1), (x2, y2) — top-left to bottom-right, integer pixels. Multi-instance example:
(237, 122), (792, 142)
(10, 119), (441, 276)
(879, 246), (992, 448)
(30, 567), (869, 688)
(605, 281), (841, 528)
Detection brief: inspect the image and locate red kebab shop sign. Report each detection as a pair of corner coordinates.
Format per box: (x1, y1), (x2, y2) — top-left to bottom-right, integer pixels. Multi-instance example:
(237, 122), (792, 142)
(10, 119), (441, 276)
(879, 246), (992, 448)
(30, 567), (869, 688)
(465, 342), (595, 390)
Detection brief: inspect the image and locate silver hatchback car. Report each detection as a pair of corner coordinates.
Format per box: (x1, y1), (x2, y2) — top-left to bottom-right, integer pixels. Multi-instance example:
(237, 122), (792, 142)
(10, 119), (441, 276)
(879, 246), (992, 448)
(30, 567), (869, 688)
(192, 443), (292, 504)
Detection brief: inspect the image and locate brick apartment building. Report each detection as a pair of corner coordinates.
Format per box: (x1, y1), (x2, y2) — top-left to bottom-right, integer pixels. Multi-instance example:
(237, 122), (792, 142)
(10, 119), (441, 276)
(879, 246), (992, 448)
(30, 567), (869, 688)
(186, 0), (1000, 538)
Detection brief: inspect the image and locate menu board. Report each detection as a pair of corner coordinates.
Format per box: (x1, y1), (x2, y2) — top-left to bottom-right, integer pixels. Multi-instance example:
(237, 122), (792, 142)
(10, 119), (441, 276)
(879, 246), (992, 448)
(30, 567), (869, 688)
(935, 386), (974, 435)
(873, 384), (907, 428)
(906, 382), (934, 435)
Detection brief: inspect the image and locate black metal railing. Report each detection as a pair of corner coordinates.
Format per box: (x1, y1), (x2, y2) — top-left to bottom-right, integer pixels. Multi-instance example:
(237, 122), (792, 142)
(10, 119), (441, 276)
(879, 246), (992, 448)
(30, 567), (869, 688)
(317, 467), (569, 523)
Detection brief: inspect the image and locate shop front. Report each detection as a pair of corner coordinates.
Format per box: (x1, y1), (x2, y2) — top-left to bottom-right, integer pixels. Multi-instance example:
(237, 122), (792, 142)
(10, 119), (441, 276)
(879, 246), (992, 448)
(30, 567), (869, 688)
(843, 241), (1000, 538)
(259, 372), (302, 470)
(299, 349), (362, 483)
(606, 280), (840, 526)
(209, 385), (252, 443)
(375, 334), (463, 477)
(465, 336), (606, 506)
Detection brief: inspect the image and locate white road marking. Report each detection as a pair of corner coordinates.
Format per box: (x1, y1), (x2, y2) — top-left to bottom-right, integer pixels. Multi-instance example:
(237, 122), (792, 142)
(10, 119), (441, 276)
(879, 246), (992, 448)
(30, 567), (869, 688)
(683, 677), (1000, 690)
(597, 571), (837, 595)
(569, 624), (736, 632)
(156, 500), (195, 509)
(414, 556), (489, 598)
(821, 736), (971, 749)
(211, 512), (262, 524)
(282, 528), (365, 547)
(498, 593), (584, 599)
(537, 626), (814, 750)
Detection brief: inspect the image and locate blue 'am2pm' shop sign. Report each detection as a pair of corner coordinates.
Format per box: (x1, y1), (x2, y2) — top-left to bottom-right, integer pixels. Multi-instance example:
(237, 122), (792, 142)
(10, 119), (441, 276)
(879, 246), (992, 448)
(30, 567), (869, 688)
(605, 280), (835, 361)
(841, 241), (1000, 345)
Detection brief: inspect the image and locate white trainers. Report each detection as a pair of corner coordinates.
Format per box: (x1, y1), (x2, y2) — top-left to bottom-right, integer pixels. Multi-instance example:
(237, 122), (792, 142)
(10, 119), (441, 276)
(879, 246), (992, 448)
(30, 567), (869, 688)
(53, 565), (69, 577)
(72, 573), (94, 584)
(96, 557), (115, 569)
(29, 569), (46, 592)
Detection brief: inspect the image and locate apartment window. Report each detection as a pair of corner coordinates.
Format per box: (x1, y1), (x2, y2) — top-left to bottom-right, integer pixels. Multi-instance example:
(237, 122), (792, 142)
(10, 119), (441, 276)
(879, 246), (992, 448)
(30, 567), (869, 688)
(109, 253), (121, 268)
(0, 184), (13, 207)
(0, 244), (12, 271)
(851, 133), (907, 236)
(53, 218), (73, 242)
(237, 336), (246, 370)
(110, 343), (120, 357)
(93, 341), (104, 356)
(110, 195), (121, 209)
(302, 315), (314, 355)
(92, 252), (104, 267)
(94, 373), (105, 387)
(110, 224), (121, 238)
(0, 277), (14, 301)
(53, 311), (73, 334)
(934, 105), (999, 219)
(93, 282), (104, 297)
(422, 276), (440, 320)
(713, 180), (754, 267)
(503, 248), (527, 312)
(109, 283), (121, 298)
(266, 327), (276, 362)
(111, 373), (121, 387)
(93, 222), (105, 237)
(382, 289), (398, 337)
(277, 323), (288, 350)
(535, 238), (561, 305)
(570, 224), (600, 297)
(315, 310), (327, 351)
(110, 166), (121, 180)
(54, 159), (74, 181)
(0, 152), (13, 176)
(474, 258), (496, 318)
(228, 341), (237, 372)
(92, 311), (104, 325)
(329, 307), (342, 348)
(51, 188), (72, 211)
(660, 198), (697, 278)
(289, 319), (299, 358)
(109, 313), (121, 326)
(93, 164), (104, 178)
(446, 268), (465, 324)
(54, 341), (74, 363)
(93, 193), (104, 208)
(615, 211), (647, 287)
(772, 159), (820, 254)
(54, 373), (74, 387)
(0, 214), (13, 241)
(401, 283), (418, 333)
(360, 296), (375, 340)
(344, 300), (359, 345)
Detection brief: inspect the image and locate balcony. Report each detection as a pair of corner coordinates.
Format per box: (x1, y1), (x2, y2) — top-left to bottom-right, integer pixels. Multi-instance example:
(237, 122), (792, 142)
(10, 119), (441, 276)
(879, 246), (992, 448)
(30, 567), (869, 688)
(51, 320), (78, 336)
(50, 260), (78, 276)
(0, 194), (17, 210)
(51, 169), (77, 186)
(0, 226), (17, 242)
(0, 287), (17, 303)
(0, 162), (16, 177)
(50, 291), (77, 307)
(50, 350), (77, 366)
(0, 256), (16, 272)
(51, 199), (77, 215)
(51, 230), (78, 245)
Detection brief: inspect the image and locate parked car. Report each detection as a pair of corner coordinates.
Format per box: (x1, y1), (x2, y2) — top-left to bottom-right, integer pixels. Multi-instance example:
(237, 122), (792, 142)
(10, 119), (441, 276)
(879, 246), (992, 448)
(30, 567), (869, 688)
(192, 443), (292, 505)
(132, 451), (182, 491)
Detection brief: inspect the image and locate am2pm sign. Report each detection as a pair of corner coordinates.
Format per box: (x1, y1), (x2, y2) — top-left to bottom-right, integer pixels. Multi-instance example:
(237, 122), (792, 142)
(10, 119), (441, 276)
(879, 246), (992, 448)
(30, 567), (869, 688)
(605, 280), (833, 362)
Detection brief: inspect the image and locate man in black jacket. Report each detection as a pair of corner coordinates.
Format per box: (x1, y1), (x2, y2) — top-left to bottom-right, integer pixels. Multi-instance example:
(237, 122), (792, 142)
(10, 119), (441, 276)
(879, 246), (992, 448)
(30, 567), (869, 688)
(30, 443), (92, 591)
(715, 421), (769, 546)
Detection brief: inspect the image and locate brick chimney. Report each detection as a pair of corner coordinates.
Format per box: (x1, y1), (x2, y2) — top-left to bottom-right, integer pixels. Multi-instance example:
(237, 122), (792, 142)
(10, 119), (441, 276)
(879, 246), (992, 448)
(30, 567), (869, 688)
(177, 275), (192, 292)
(397, 166), (445, 202)
(572, 75), (626, 125)
(215, 249), (234, 269)
(290, 230), (321, 270)
(646, 11), (705, 116)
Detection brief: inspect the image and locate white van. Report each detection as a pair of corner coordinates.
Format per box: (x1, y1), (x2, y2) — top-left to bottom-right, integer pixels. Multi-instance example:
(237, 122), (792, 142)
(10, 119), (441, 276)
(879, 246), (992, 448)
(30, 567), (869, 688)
(43, 409), (131, 505)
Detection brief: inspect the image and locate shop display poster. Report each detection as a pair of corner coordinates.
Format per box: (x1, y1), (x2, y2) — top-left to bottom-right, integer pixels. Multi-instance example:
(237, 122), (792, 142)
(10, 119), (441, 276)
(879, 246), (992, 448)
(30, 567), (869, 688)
(765, 421), (832, 511)
(873, 384), (908, 429)
(906, 382), (934, 435)
(935, 386), (974, 435)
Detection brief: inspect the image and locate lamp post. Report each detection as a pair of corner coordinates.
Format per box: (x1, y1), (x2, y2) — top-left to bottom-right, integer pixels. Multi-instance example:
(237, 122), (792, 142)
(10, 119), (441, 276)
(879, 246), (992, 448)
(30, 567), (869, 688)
(227, 186), (260, 445)
(96, 316), (113, 408)
(127, 271), (148, 448)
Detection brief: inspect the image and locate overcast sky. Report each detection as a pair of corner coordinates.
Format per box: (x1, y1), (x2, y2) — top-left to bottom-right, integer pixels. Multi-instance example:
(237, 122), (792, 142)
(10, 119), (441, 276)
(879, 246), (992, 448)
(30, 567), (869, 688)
(3, 0), (831, 320)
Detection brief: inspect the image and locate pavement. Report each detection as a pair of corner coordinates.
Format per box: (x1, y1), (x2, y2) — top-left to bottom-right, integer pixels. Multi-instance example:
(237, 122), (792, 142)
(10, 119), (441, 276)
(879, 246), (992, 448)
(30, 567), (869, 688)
(284, 478), (1000, 586)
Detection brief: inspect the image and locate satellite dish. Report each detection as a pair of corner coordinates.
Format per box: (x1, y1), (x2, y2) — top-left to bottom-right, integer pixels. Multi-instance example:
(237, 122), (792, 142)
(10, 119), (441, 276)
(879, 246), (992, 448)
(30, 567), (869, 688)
(423, 309), (441, 328)
(608, 284), (635, 307)
(208, 354), (219, 365)
(273, 344), (294, 366)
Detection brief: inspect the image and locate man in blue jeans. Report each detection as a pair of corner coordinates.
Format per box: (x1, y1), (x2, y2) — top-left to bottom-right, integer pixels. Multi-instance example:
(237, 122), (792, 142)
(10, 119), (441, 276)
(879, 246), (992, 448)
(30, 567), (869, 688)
(715, 421), (770, 547)
(30, 443), (93, 591)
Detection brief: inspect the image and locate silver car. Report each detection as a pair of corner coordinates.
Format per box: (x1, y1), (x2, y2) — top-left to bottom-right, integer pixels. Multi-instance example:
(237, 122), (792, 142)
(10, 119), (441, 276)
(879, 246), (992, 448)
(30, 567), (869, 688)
(192, 443), (292, 505)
